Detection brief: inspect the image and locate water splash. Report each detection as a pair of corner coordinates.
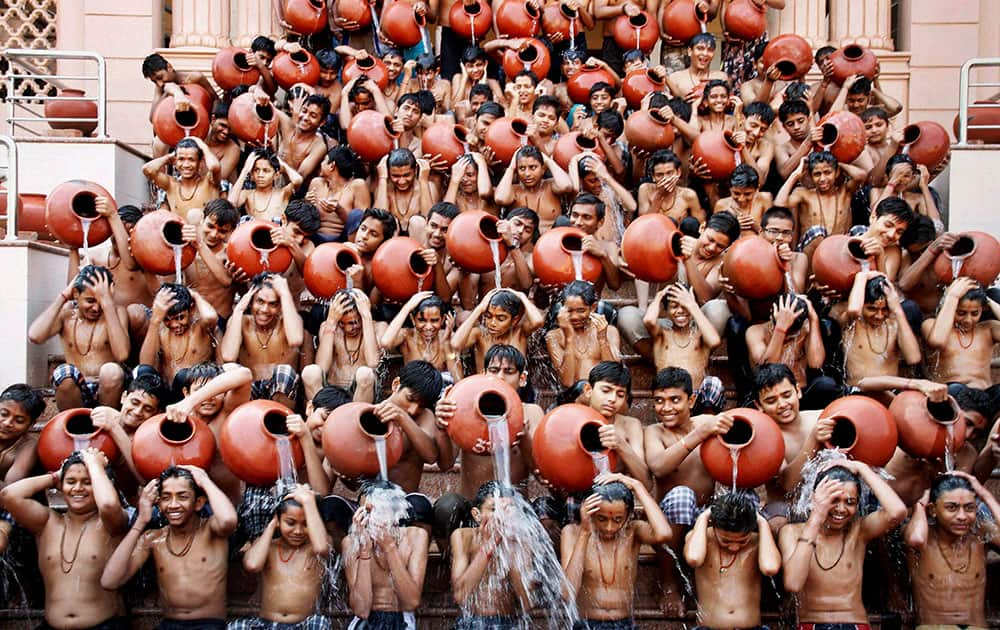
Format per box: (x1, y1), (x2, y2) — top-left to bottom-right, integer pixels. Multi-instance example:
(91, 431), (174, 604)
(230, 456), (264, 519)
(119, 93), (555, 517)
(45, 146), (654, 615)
(659, 542), (695, 600)
(729, 447), (740, 493)
(172, 244), (184, 284)
(950, 256), (964, 281)
(859, 258), (871, 273)
(784, 270), (798, 296)
(373, 435), (389, 481)
(417, 274), (426, 292)
(259, 248), (271, 270)
(490, 240), (503, 289)
(346, 274), (354, 291)
(943, 423), (956, 472)
(72, 436), (91, 453)
(791, 449), (890, 521)
(591, 452), (610, 477)
(275, 436), (297, 497)
(487, 415), (511, 488)
(570, 250), (583, 281)
(80, 218), (93, 262)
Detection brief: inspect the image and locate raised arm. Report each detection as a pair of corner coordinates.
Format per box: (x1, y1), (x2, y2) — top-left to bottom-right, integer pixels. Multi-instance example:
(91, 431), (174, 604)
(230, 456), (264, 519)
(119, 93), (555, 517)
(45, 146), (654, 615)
(270, 276), (304, 348)
(27, 283), (71, 345)
(219, 288), (254, 362)
(924, 277), (973, 349)
(82, 448), (129, 535)
(286, 415), (331, 496)
(380, 291), (431, 350)
(0, 472), (54, 535)
(142, 152), (176, 190)
(242, 516), (278, 573)
(101, 480), (156, 590)
(182, 465), (238, 537)
(683, 509), (711, 567)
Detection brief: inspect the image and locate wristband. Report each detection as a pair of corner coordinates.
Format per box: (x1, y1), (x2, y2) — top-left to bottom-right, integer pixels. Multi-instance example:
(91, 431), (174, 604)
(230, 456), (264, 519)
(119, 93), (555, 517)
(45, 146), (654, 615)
(679, 436), (692, 452)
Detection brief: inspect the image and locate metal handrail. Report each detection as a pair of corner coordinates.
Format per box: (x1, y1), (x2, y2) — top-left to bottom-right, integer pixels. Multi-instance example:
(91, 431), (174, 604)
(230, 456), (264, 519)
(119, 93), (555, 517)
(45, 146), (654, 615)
(0, 135), (19, 240)
(2, 49), (107, 138)
(956, 57), (1000, 146)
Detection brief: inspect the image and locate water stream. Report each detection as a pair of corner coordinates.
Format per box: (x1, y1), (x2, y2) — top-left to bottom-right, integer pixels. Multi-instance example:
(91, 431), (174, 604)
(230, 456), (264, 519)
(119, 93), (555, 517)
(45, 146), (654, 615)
(729, 446), (740, 492)
(591, 452), (610, 476)
(490, 240), (503, 289)
(373, 435), (389, 481)
(943, 423), (956, 472)
(172, 244), (184, 284)
(570, 250), (583, 282)
(80, 218), (93, 262)
(275, 436), (297, 497)
(486, 415), (511, 488)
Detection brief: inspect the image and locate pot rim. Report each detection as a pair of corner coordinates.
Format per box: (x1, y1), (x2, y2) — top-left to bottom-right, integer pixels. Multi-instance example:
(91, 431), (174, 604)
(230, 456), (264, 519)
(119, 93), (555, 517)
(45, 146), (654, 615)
(823, 415), (859, 451)
(924, 396), (962, 427)
(232, 50), (255, 71)
(261, 407), (292, 438)
(577, 420), (611, 455)
(288, 50), (312, 64)
(474, 388), (511, 422)
(408, 250), (433, 278)
(356, 56), (377, 70)
(845, 237), (870, 264)
(249, 223), (279, 253)
(157, 416), (197, 444)
(522, 0), (541, 18)
(509, 117), (530, 135)
(334, 246), (362, 271)
(627, 12), (648, 27)
(944, 234), (977, 262)
(358, 407), (396, 439)
(159, 216), (189, 249)
(461, 0), (484, 16)
(70, 190), (101, 221)
(713, 414), (756, 450)
(559, 2), (578, 19)
(558, 229), (586, 256)
(62, 410), (99, 441)
(841, 44), (866, 60)
(382, 114), (403, 139)
(477, 214), (503, 243)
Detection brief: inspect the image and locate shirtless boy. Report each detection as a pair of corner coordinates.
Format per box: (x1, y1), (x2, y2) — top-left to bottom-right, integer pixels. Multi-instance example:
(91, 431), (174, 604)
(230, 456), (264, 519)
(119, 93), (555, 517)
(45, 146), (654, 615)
(183, 199), (239, 321)
(375, 149), (435, 240)
(452, 288), (544, 372)
(494, 145), (574, 234)
(0, 384), (44, 490)
(583, 362), (650, 488)
(712, 164), (773, 235)
(923, 277), (1000, 390)
(666, 34), (729, 102)
(547, 281), (622, 388)
(141, 53), (217, 157)
(380, 291), (462, 382)
(142, 136), (221, 217)
(139, 283), (218, 383)
(304, 289), (379, 402)
(637, 149), (703, 225)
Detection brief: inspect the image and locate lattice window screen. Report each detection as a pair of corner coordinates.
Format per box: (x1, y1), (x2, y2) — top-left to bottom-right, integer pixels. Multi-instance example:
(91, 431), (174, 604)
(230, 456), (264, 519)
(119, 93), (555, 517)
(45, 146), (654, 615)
(0, 0), (59, 102)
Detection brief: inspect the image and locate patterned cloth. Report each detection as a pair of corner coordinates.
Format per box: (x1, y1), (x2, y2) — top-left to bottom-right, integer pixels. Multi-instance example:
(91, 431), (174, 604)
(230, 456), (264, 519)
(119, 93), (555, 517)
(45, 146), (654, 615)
(659, 485), (700, 526)
(721, 35), (768, 90)
(250, 364), (300, 401)
(51, 363), (100, 407)
(574, 619), (638, 630)
(227, 616), (332, 630)
(346, 611), (413, 630)
(694, 375), (725, 414)
(452, 616), (519, 630)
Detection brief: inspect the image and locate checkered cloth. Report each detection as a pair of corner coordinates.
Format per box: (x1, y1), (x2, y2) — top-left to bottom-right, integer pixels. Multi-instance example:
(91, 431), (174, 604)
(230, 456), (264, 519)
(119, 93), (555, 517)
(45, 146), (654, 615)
(51, 363), (100, 407)
(346, 611), (413, 629)
(251, 364), (300, 401)
(574, 619), (638, 630)
(659, 485), (700, 527)
(227, 615), (332, 630)
(797, 225), (828, 252)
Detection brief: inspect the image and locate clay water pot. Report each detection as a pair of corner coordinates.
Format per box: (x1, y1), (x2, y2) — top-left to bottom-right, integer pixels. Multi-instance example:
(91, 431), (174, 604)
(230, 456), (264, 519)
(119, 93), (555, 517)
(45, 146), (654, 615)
(284, 0), (329, 34)
(445, 210), (508, 273)
(815, 110), (866, 164)
(567, 64), (617, 105)
(450, 0), (493, 40)
(228, 92), (278, 145)
(953, 102), (1000, 144)
(811, 235), (873, 293)
(484, 117), (531, 164)
(700, 407), (784, 488)
(542, 2), (580, 41)
(932, 231), (1000, 286)
(827, 45), (878, 86)
(38, 409), (121, 472)
(346, 110), (400, 162)
(621, 214), (683, 282)
(45, 180), (114, 248)
(131, 414), (216, 481)
(212, 47), (262, 91)
(691, 130), (743, 180)
(337, 0), (374, 28)
(721, 0), (766, 41)
(624, 108), (675, 152)
(303, 242), (363, 299)
(343, 56), (391, 91)
(272, 50), (321, 90)
(889, 392), (967, 460)
(226, 219), (294, 277)
(722, 236), (786, 300)
(622, 69), (666, 110)
(445, 375), (526, 453)
(900, 121), (950, 169)
(660, 0), (707, 44)
(819, 396), (898, 467)
(612, 11), (659, 53)
(495, 0), (541, 37)
(532, 403), (618, 492)
(44, 88), (98, 136)
(372, 236), (433, 302)
(553, 132), (605, 170)
(322, 402), (405, 478)
(501, 39), (551, 81)
(761, 33), (813, 80)
(532, 227), (602, 286)
(381, 1), (426, 48)
(421, 123), (469, 167)
(219, 400), (305, 486)
(152, 94), (210, 147)
(183, 84), (215, 115)
(130, 210), (196, 276)
(16, 193), (51, 238)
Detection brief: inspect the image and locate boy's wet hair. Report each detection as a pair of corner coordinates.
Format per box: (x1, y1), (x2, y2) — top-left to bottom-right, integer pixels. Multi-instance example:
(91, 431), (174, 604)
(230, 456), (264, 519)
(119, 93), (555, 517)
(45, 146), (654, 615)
(118, 204), (144, 225)
(515, 144), (544, 164)
(158, 466), (205, 498)
(315, 48), (341, 71)
(596, 109), (624, 136)
(951, 384), (992, 419)
(771, 295), (809, 335)
(861, 106), (889, 123)
(141, 53), (169, 78)
(469, 83), (493, 102)
(461, 46), (488, 63)
(752, 363), (797, 400)
(572, 193), (606, 221)
(503, 206), (539, 241)
(729, 164), (761, 189)
(397, 360), (444, 410)
(304, 93), (332, 118)
(807, 150), (839, 172)
(929, 473), (974, 503)
(588, 82), (615, 100)
(652, 367), (693, 397)
(59, 452), (88, 481)
(284, 199), (321, 235)
(814, 45), (836, 64)
(848, 77), (872, 95)
(761, 206), (795, 229)
(873, 195), (915, 227)
(204, 198), (239, 228)
(863, 274), (889, 304)
(160, 282), (193, 316)
(484, 344), (527, 374)
(0, 383), (45, 421)
(688, 32), (716, 49)
(742, 101), (776, 126)
(476, 101), (505, 119)
(533, 94), (561, 115)
(359, 478), (402, 500)
(487, 289), (525, 320)
(562, 279), (598, 306)
(778, 98), (810, 123)
(127, 373), (168, 407)
(312, 385), (352, 412)
(276, 496), (303, 517)
(710, 490), (759, 533)
(250, 36), (276, 57)
(185, 361), (223, 389)
(622, 49), (647, 65)
(814, 465), (860, 491)
(249, 147), (281, 174)
(473, 480), (519, 509)
(413, 294), (449, 318)
(588, 361), (632, 397)
(73, 265), (113, 293)
(325, 146), (365, 180)
(646, 149), (682, 179)
(592, 481), (635, 515)
(175, 138), (204, 159)
(387, 147), (418, 170)
(885, 153), (916, 178)
(899, 215), (936, 249)
(705, 211), (741, 243)
(361, 207), (397, 240)
(429, 201), (460, 222)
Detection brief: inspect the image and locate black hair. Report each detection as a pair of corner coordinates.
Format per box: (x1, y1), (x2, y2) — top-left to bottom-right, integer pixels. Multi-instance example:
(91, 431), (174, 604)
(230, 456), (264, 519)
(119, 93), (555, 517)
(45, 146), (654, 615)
(515, 144), (544, 164)
(477, 101), (505, 119)
(348, 82), (374, 102)
(413, 294), (449, 319)
(710, 490), (759, 533)
(646, 149), (682, 179)
(761, 206), (795, 229)
(807, 150), (838, 172)
(873, 196), (914, 226)
(358, 477), (400, 500)
(325, 145), (364, 180)
(428, 201), (460, 222)
(503, 206), (539, 242)
(158, 465), (205, 498)
(588, 361), (632, 397)
(592, 481), (635, 515)
(771, 295), (809, 335)
(533, 94), (561, 115)
(469, 83), (493, 102)
(648, 92), (670, 110)
(381, 47), (404, 61)
(860, 106), (889, 123)
(415, 53), (439, 71)
(952, 385), (992, 419)
(864, 275), (889, 304)
(483, 344), (527, 374)
(847, 77), (872, 95)
(899, 215), (937, 249)
(562, 48), (587, 63)
(204, 198), (239, 228)
(814, 45), (836, 64)
(414, 90), (437, 115)
(304, 93), (332, 118)
(396, 360), (444, 409)
(622, 49), (647, 65)
(742, 101), (776, 126)
(588, 82), (615, 99)
(929, 473), (975, 503)
(783, 81), (810, 102)
(652, 367), (693, 397)
(665, 96), (691, 122)
(472, 480), (519, 509)
(752, 363), (797, 400)
(141, 53), (169, 78)
(361, 207), (397, 240)
(814, 465), (860, 492)
(250, 35), (277, 57)
(689, 32), (716, 49)
(175, 137), (204, 159)
(249, 148), (281, 175)
(116, 204), (143, 226)
(126, 373), (168, 406)
(514, 69), (539, 86)
(486, 289), (525, 319)
(461, 46), (488, 63)
(562, 279), (598, 306)
(275, 496), (303, 517)
(59, 452), (88, 481)
(705, 212), (741, 243)
(729, 164), (760, 189)
(159, 282), (194, 316)
(884, 153), (916, 179)
(396, 92), (422, 110)
(387, 147), (419, 172)
(312, 385), (353, 412)
(0, 384), (45, 421)
(185, 361), (223, 389)
(596, 109), (624, 137)
(778, 98), (810, 123)
(315, 48), (341, 71)
(284, 199), (321, 235)
(73, 264), (113, 293)
(702, 78), (731, 100)
(572, 193), (606, 221)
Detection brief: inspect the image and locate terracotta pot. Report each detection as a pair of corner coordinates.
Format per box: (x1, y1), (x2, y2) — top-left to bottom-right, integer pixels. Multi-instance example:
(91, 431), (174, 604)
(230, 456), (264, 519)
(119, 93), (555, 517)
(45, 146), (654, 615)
(691, 130), (743, 180)
(953, 102), (1000, 144)
(17, 193), (51, 239)
(445, 211), (508, 273)
(130, 210), (196, 276)
(542, 2), (580, 41)
(303, 242), (363, 299)
(621, 214), (682, 282)
(337, 0), (374, 27)
(346, 110), (400, 162)
(44, 88), (98, 136)
(131, 414), (217, 481)
(660, 0), (707, 43)
(553, 131), (605, 170)
(815, 110), (866, 164)
(900, 121), (951, 169)
(612, 11), (659, 53)
(372, 236), (433, 302)
(343, 56), (391, 91)
(322, 402), (404, 478)
(226, 219), (294, 277)
(889, 392), (967, 460)
(484, 116), (531, 164)
(622, 69), (666, 110)
(811, 235), (873, 293)
(45, 180), (114, 248)
(827, 45), (878, 86)
(501, 39), (551, 81)
(38, 408), (121, 472)
(567, 64), (617, 105)
(723, 236), (786, 300)
(495, 0), (541, 37)
(446, 375), (526, 453)
(182, 84), (216, 115)
(381, 1), (426, 48)
(721, 0), (766, 41)
(284, 0), (329, 34)
(152, 94), (210, 147)
(532, 403), (618, 492)
(533, 227), (603, 286)
(761, 33), (813, 80)
(219, 400), (305, 486)
(819, 396), (898, 466)
(421, 123), (469, 167)
(624, 108), (675, 152)
(212, 47), (262, 91)
(450, 0), (493, 40)
(932, 231), (1000, 286)
(228, 93), (279, 146)
(700, 407), (785, 488)
(272, 50), (321, 90)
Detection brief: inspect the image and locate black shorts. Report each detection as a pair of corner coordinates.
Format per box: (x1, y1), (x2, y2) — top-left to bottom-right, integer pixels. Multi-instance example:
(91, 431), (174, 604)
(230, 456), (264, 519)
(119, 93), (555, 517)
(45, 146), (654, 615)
(156, 619), (227, 630)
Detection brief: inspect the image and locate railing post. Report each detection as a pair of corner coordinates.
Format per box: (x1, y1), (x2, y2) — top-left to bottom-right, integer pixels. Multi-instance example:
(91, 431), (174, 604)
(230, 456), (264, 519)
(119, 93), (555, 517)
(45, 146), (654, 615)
(958, 59), (971, 146)
(0, 135), (19, 240)
(95, 53), (108, 138)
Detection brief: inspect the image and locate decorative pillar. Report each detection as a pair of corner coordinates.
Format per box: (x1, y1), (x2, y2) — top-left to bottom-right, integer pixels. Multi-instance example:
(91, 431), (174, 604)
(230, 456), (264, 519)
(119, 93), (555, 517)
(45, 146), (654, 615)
(770, 0), (828, 49)
(828, 0), (893, 50)
(232, 0), (281, 48)
(170, 0), (231, 48)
